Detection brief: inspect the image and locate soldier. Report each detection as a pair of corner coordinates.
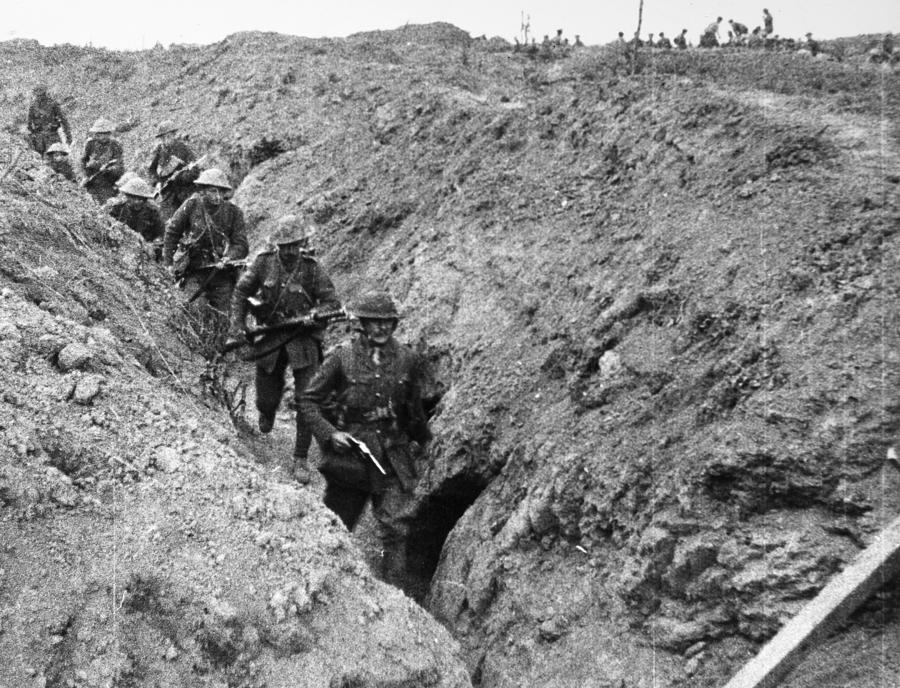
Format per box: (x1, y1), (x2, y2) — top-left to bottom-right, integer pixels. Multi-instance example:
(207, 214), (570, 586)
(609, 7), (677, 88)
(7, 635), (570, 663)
(701, 17), (722, 48)
(226, 216), (341, 483)
(27, 85), (71, 155)
(80, 118), (124, 205)
(674, 29), (689, 49)
(802, 32), (821, 57)
(748, 27), (764, 48)
(104, 177), (165, 247)
(299, 291), (432, 588)
(647, 33), (656, 48)
(762, 8), (774, 37)
(617, 31), (626, 45)
(162, 168), (248, 313)
(148, 119), (200, 219)
(729, 20), (749, 44)
(44, 143), (77, 182)
(573, 35), (584, 48)
(656, 32), (673, 49)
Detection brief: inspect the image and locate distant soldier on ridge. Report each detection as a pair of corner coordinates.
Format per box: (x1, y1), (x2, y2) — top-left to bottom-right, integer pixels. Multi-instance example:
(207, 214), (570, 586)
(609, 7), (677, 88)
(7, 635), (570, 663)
(227, 215), (341, 484)
(104, 177), (165, 248)
(729, 19), (749, 44)
(44, 143), (77, 183)
(162, 168), (248, 313)
(80, 118), (124, 205)
(762, 8), (774, 37)
(148, 119), (200, 219)
(656, 32), (673, 49)
(700, 17), (722, 48)
(674, 29), (689, 49)
(27, 85), (71, 156)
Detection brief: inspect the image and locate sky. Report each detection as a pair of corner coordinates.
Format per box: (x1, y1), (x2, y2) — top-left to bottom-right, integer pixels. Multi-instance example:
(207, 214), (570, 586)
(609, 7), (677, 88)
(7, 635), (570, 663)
(4, 0), (898, 50)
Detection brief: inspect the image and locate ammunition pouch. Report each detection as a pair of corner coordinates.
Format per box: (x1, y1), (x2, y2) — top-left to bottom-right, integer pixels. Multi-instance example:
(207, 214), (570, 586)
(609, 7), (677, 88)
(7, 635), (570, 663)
(171, 248), (192, 280)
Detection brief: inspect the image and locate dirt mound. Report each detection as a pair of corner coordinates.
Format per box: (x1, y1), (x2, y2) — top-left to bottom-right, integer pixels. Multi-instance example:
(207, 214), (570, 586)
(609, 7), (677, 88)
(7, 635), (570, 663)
(2, 28), (900, 688)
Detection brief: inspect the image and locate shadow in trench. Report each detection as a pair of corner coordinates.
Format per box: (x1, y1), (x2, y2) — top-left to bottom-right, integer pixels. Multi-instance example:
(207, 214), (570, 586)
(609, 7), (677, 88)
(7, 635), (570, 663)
(404, 474), (486, 603)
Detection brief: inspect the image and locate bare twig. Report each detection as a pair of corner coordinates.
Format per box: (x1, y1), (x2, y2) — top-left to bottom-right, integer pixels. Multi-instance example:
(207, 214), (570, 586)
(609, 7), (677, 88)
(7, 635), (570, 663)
(0, 150), (23, 184)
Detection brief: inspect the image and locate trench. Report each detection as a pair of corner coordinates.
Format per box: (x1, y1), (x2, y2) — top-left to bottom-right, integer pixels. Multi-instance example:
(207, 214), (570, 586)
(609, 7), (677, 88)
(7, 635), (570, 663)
(404, 473), (487, 603)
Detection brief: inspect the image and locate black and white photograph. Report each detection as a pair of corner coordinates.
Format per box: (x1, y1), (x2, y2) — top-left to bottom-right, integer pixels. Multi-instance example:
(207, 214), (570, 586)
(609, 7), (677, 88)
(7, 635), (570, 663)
(1, 1), (899, 686)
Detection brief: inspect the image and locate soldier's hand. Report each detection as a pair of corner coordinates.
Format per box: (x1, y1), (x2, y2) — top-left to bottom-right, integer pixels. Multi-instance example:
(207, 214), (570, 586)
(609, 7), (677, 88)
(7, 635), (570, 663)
(222, 335), (243, 351)
(330, 431), (354, 451)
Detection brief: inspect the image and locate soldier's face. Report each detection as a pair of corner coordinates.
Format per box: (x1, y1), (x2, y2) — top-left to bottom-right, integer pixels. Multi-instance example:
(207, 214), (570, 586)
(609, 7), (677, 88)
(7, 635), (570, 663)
(278, 241), (304, 259)
(360, 318), (396, 346)
(200, 186), (224, 205)
(47, 153), (65, 162)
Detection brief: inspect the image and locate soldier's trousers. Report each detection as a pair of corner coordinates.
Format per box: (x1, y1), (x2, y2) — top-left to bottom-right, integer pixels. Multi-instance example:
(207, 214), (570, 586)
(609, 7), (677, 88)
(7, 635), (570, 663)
(85, 179), (118, 206)
(323, 476), (415, 587)
(30, 130), (61, 155)
(256, 348), (316, 459)
(182, 271), (235, 316)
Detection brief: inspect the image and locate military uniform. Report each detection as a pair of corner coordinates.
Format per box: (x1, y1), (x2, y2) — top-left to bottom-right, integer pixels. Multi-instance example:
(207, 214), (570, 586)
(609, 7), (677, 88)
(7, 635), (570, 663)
(148, 138), (199, 219)
(763, 10), (774, 36)
(81, 137), (124, 205)
(162, 192), (249, 312)
(674, 32), (688, 49)
(300, 330), (431, 586)
(27, 94), (71, 155)
(230, 246), (340, 463)
(46, 156), (76, 183)
(105, 196), (165, 244)
(701, 21), (721, 48)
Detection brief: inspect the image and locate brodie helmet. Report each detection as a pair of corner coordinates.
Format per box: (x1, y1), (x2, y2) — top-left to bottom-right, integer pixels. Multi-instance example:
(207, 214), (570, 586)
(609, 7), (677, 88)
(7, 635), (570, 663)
(269, 214), (315, 246)
(120, 177), (155, 199)
(350, 291), (401, 320)
(194, 168), (232, 190)
(89, 118), (114, 134)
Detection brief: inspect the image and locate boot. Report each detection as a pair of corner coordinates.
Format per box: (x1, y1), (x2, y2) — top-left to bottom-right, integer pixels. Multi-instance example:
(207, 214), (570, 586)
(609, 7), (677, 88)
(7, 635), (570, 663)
(292, 455), (311, 485)
(258, 411), (275, 434)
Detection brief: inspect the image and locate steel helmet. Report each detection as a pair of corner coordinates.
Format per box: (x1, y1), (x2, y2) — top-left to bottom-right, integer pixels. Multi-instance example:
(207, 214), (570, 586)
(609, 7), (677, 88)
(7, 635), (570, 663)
(270, 214), (315, 246)
(89, 118), (114, 134)
(45, 142), (69, 155)
(350, 291), (401, 320)
(194, 168), (231, 190)
(115, 171), (138, 188)
(156, 119), (178, 137)
(120, 177), (155, 198)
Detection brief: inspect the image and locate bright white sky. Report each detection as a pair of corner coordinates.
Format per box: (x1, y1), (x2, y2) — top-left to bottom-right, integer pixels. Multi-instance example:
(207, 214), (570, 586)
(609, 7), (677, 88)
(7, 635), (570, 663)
(5, 0), (898, 50)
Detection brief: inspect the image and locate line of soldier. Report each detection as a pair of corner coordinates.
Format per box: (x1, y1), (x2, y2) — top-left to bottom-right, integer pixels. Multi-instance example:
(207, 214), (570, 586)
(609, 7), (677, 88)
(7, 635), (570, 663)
(617, 8), (777, 51)
(513, 28), (585, 57)
(29, 87), (430, 588)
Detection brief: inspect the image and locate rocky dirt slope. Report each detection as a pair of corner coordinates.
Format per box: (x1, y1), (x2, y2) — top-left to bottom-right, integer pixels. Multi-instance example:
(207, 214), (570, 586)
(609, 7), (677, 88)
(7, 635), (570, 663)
(2, 26), (900, 687)
(0, 137), (470, 686)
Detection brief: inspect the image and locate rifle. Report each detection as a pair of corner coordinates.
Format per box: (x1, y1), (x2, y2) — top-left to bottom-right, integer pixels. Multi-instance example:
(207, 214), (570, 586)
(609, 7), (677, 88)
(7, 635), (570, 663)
(346, 435), (387, 475)
(81, 158), (119, 188)
(186, 258), (247, 303)
(159, 153), (208, 197)
(221, 307), (347, 354)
